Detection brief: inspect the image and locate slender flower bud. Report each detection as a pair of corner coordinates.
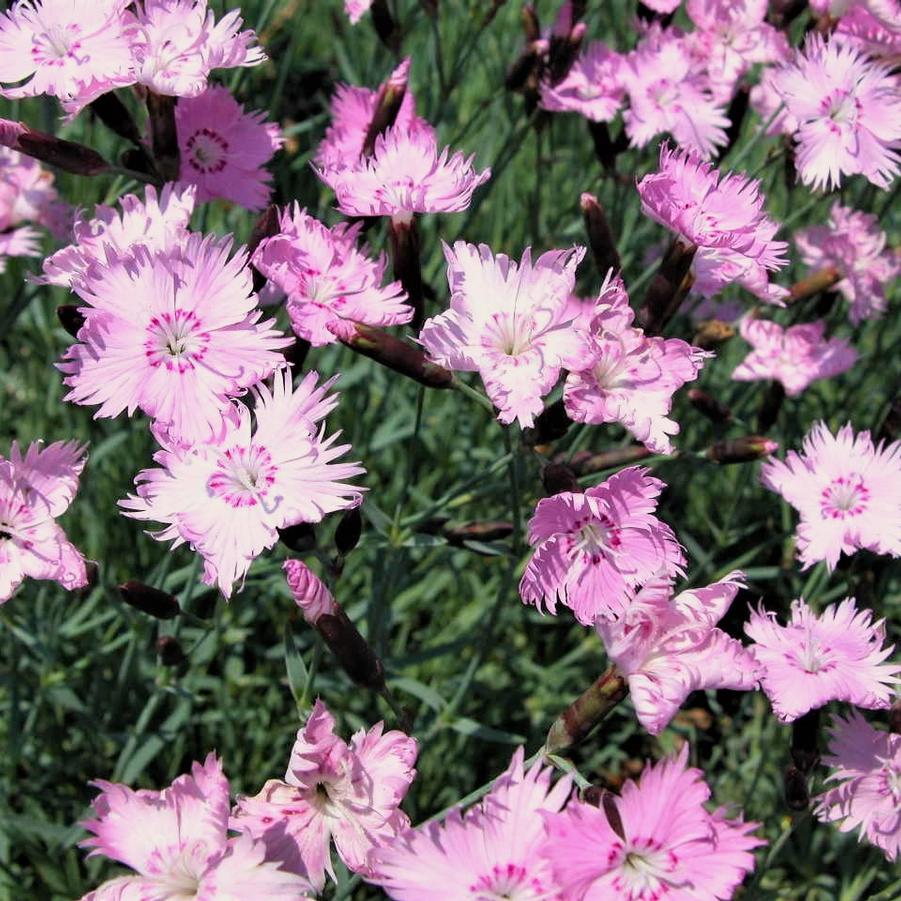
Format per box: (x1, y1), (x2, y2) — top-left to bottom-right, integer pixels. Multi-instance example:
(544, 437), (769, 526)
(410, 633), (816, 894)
(565, 445), (652, 476)
(362, 59), (411, 158)
(146, 92), (180, 183)
(522, 4), (541, 41)
(542, 462), (580, 495)
(120, 146), (157, 178)
(788, 266), (840, 305)
(525, 398), (571, 446)
(279, 522), (317, 552)
(335, 506), (364, 555)
(118, 581), (180, 620)
(0, 118), (109, 176)
(545, 665), (629, 753)
(284, 559), (339, 625)
(444, 521), (514, 545)
(90, 93), (142, 145)
(706, 436), (778, 464)
(341, 325), (454, 389)
(156, 635), (187, 667)
(757, 381), (786, 433)
(548, 21), (586, 85)
(692, 318), (735, 350)
(581, 193), (621, 276)
(790, 709), (821, 774)
(389, 216), (426, 329)
(587, 121), (629, 172)
(57, 304), (86, 338)
(581, 786), (627, 839)
(688, 388), (733, 424)
(370, 0), (400, 52)
(636, 239), (697, 336)
(506, 42), (543, 92)
(783, 765), (810, 811)
(247, 204), (280, 292)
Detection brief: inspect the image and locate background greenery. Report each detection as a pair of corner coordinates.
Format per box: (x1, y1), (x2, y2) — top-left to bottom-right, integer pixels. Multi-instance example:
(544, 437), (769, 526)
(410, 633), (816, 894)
(1, 1), (899, 898)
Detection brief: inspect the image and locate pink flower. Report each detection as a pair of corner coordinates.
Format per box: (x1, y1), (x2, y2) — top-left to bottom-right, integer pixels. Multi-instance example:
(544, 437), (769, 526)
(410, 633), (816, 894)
(519, 466), (685, 624)
(835, 5), (901, 64)
(770, 35), (901, 190)
(621, 26), (730, 158)
(539, 41), (626, 122)
(318, 124), (490, 221)
(0, 0), (132, 104)
(637, 144), (789, 303)
(371, 747), (571, 900)
(58, 233), (290, 445)
(761, 421), (901, 569)
(80, 754), (314, 900)
(283, 558), (339, 624)
(541, 744), (764, 900)
(175, 86), (282, 211)
(420, 241), (591, 427)
(0, 440), (88, 603)
(732, 317), (857, 397)
(597, 571), (760, 735)
(344, 0), (373, 25)
(252, 205), (410, 346)
(120, 370), (365, 598)
(745, 598), (899, 722)
(232, 699), (417, 890)
(563, 274), (711, 454)
(640, 0), (682, 12)
(40, 183), (196, 288)
(795, 202), (900, 324)
(815, 711), (901, 863)
(0, 146), (66, 236)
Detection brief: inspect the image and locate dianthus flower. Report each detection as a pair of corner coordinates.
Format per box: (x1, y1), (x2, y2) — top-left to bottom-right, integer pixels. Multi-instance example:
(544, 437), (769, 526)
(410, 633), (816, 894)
(371, 747), (570, 900)
(40, 183), (195, 288)
(815, 711), (901, 863)
(317, 123), (490, 221)
(0, 0), (132, 105)
(761, 421), (901, 569)
(541, 744), (764, 900)
(640, 0), (682, 12)
(0, 440), (88, 603)
(419, 241), (591, 428)
(175, 86), (281, 211)
(539, 41), (626, 122)
(58, 233), (290, 445)
(621, 26), (730, 158)
(637, 144), (789, 303)
(563, 274), (711, 454)
(81, 754), (314, 900)
(520, 466), (685, 624)
(732, 317), (857, 397)
(344, 0), (373, 25)
(835, 4), (901, 63)
(232, 699), (417, 890)
(795, 202), (900, 324)
(252, 205), (410, 346)
(745, 598), (899, 722)
(769, 34), (901, 190)
(596, 571), (759, 735)
(316, 59), (421, 173)
(120, 370), (365, 598)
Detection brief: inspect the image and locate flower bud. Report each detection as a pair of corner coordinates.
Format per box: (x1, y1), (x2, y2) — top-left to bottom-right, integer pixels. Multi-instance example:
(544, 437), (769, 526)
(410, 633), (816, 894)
(788, 266), (840, 305)
(90, 92), (142, 145)
(783, 765), (810, 811)
(548, 21), (586, 85)
(341, 325), (454, 390)
(362, 58), (411, 157)
(581, 786), (626, 838)
(118, 580), (180, 620)
(335, 506), (363, 556)
(524, 398), (571, 446)
(284, 559), (339, 625)
(505, 43), (543, 92)
(146, 92), (180, 182)
(370, 0), (400, 52)
(636, 239), (697, 336)
(0, 117), (109, 176)
(542, 462), (580, 495)
(248, 204), (281, 293)
(444, 520), (514, 545)
(317, 610), (387, 692)
(688, 388), (732, 424)
(57, 304), (86, 338)
(692, 318), (735, 350)
(790, 709), (821, 774)
(567, 445), (652, 476)
(522, 4), (541, 41)
(581, 193), (620, 277)
(545, 665), (629, 753)
(587, 121), (629, 172)
(279, 522), (317, 553)
(389, 216), (426, 329)
(757, 381), (785, 433)
(706, 436), (778, 464)
(156, 635), (186, 667)
(283, 337), (311, 370)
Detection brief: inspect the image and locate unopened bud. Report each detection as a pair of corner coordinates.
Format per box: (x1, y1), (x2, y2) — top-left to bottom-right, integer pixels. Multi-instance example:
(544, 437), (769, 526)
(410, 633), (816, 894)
(522, 4), (541, 41)
(757, 381), (786, 433)
(581, 193), (620, 277)
(90, 92), (142, 145)
(156, 635), (187, 667)
(788, 266), (840, 305)
(118, 580), (180, 620)
(692, 319), (735, 350)
(317, 610), (386, 691)
(790, 709), (821, 774)
(545, 665), (629, 753)
(587, 120), (629, 172)
(279, 522), (317, 552)
(83, 560), (100, 589)
(784, 765), (810, 811)
(444, 521), (514, 545)
(636, 239), (697, 336)
(542, 462), (580, 495)
(581, 786), (626, 838)
(688, 388), (732, 424)
(370, 0), (400, 52)
(284, 559), (339, 625)
(566, 445), (652, 476)
(247, 204), (281, 293)
(547, 21), (586, 85)
(120, 146), (157, 178)
(524, 399), (571, 446)
(146, 92), (180, 183)
(362, 59), (411, 157)
(0, 117), (109, 176)
(57, 304), (85, 338)
(506, 43), (543, 92)
(706, 436), (778, 464)
(335, 506), (363, 555)
(341, 325), (454, 390)
(389, 216), (426, 329)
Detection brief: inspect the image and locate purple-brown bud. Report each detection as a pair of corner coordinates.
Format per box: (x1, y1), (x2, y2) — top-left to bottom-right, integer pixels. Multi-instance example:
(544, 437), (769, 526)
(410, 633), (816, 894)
(146, 92), (180, 183)
(0, 117), (109, 176)
(788, 266), (841, 305)
(444, 521), (514, 546)
(636, 239), (697, 336)
(389, 216), (426, 329)
(687, 388), (733, 424)
(790, 709), (821, 774)
(90, 92), (142, 145)
(341, 325), (454, 390)
(362, 58), (411, 157)
(757, 381), (786, 433)
(524, 398), (571, 446)
(118, 580), (180, 620)
(57, 304), (86, 338)
(335, 506), (363, 556)
(542, 462), (580, 495)
(545, 665), (629, 753)
(156, 635), (187, 667)
(317, 610), (387, 692)
(706, 436), (778, 464)
(370, 0), (400, 52)
(565, 445), (652, 476)
(784, 765), (810, 811)
(580, 192), (621, 277)
(279, 522), (317, 553)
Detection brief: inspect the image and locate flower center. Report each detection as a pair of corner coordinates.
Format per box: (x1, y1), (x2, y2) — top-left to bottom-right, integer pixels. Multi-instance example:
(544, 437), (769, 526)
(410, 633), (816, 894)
(610, 839), (683, 900)
(648, 79), (679, 108)
(822, 89), (859, 127)
(469, 862), (548, 900)
(33, 23), (81, 63)
(207, 445), (277, 509)
(145, 310), (209, 372)
(155, 846), (206, 900)
(820, 473), (869, 520)
(186, 128), (229, 174)
(569, 512), (622, 564)
(485, 312), (533, 357)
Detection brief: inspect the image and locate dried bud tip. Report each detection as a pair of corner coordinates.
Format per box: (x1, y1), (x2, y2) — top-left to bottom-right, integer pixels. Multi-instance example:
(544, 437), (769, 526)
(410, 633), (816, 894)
(118, 580), (181, 620)
(706, 436), (778, 464)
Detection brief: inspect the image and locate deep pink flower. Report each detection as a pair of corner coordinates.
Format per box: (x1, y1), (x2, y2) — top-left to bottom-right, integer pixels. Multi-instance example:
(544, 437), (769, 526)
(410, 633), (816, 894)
(597, 571), (759, 735)
(520, 466), (685, 624)
(420, 241), (591, 427)
(732, 317), (857, 397)
(541, 744), (764, 900)
(637, 144), (789, 303)
(745, 597), (899, 722)
(371, 747), (570, 900)
(770, 34), (901, 190)
(58, 233), (290, 445)
(318, 123), (490, 221)
(815, 711), (901, 863)
(252, 205), (410, 346)
(540, 41), (626, 122)
(761, 421), (901, 569)
(621, 26), (730, 158)
(175, 86), (282, 211)
(283, 558), (339, 625)
(0, 440), (87, 603)
(795, 202), (900, 324)
(563, 274), (711, 454)
(344, 0), (373, 26)
(40, 183), (196, 288)
(232, 699), (417, 890)
(0, 0), (132, 104)
(120, 370), (365, 598)
(81, 754), (314, 900)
